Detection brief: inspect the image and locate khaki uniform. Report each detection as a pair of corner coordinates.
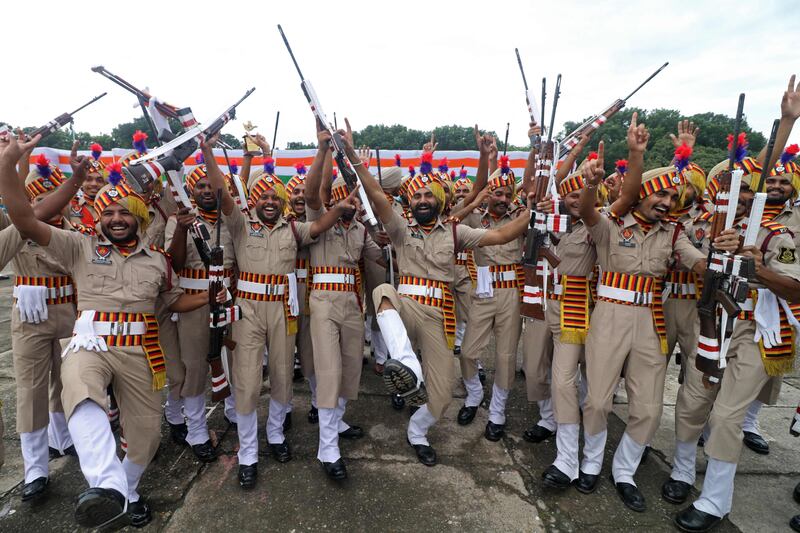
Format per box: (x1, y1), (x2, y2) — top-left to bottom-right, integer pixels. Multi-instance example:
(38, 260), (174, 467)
(372, 211), (485, 420)
(545, 221), (596, 424)
(45, 229), (183, 467)
(460, 209), (524, 391)
(307, 207), (382, 408)
(295, 245), (313, 378)
(223, 208), (315, 414)
(584, 212), (704, 444)
(165, 216), (236, 398)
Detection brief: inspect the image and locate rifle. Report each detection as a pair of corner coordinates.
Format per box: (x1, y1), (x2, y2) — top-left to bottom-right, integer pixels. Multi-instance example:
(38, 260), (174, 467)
(502, 123), (510, 156)
(220, 145), (252, 218)
(277, 24), (379, 230)
(514, 48), (543, 149)
(272, 111), (281, 152)
(754, 119), (781, 194)
(376, 148), (394, 284)
(521, 74), (572, 320)
(29, 93), (107, 141)
(559, 62), (669, 159)
(207, 188), (239, 402)
(695, 93), (758, 385)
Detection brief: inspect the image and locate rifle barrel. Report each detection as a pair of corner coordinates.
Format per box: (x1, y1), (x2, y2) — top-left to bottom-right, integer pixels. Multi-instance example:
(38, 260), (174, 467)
(729, 93), (746, 173)
(503, 123), (510, 156)
(623, 61), (669, 102)
(272, 111), (280, 151)
(515, 48), (529, 90)
(277, 25), (305, 81)
(541, 78), (547, 132)
(376, 148), (383, 186)
(68, 93), (107, 116)
(547, 75), (561, 145)
(755, 119), (780, 193)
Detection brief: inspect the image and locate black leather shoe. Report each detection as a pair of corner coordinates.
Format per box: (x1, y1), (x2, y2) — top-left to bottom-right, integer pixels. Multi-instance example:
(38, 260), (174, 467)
(697, 435), (705, 447)
(391, 395), (405, 410)
(269, 442), (292, 463)
(293, 356), (303, 382)
(49, 444), (77, 459)
(74, 487), (128, 529)
(675, 504), (722, 532)
(541, 465), (571, 490)
(484, 421), (505, 442)
(575, 471), (599, 494)
(167, 421), (188, 446)
(457, 405), (478, 426)
(614, 479), (646, 512)
(339, 425), (364, 439)
(322, 458), (348, 480)
(790, 514), (800, 533)
(21, 476), (48, 502)
(408, 440), (437, 467)
(794, 480), (800, 504)
(641, 446), (651, 464)
(662, 478), (692, 504)
(383, 360), (427, 406)
(523, 424), (556, 443)
(128, 497), (152, 528)
(308, 406), (319, 424)
(453, 345), (461, 355)
(478, 367), (486, 384)
(238, 463), (258, 489)
(283, 411), (293, 432)
(742, 431), (769, 455)
(191, 440), (218, 463)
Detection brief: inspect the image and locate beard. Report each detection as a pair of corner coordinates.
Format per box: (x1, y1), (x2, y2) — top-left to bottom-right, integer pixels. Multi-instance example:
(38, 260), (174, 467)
(412, 202), (437, 225)
(101, 222), (138, 244)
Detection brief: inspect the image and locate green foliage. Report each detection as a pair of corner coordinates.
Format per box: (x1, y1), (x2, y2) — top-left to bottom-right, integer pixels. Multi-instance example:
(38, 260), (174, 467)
(285, 141), (316, 150)
(561, 107), (767, 174)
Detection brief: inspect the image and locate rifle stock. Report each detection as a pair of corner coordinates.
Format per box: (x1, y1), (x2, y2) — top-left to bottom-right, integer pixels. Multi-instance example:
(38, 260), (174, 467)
(207, 188), (233, 402)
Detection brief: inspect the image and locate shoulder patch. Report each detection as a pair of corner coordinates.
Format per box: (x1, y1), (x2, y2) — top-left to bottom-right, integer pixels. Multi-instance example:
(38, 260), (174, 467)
(778, 247), (797, 264)
(69, 221), (96, 236)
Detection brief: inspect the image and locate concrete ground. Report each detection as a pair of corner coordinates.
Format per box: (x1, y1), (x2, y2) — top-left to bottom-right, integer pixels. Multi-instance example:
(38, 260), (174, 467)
(0, 272), (797, 532)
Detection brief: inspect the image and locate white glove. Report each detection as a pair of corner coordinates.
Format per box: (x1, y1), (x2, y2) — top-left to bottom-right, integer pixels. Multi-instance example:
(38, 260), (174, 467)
(287, 273), (299, 316)
(62, 311), (108, 356)
(754, 289), (781, 348)
(475, 266), (493, 299)
(16, 285), (48, 324)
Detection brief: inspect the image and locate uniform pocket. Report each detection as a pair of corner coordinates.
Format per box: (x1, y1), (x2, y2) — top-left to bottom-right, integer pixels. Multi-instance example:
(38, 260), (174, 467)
(245, 242), (267, 262)
(132, 269), (161, 300)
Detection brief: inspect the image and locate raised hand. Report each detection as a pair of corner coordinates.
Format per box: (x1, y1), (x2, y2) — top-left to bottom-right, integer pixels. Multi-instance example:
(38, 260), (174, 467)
(0, 131), (40, 167)
(527, 121), (542, 143)
(781, 74), (800, 120)
(422, 132), (438, 154)
(477, 132), (494, 156)
(358, 145), (371, 168)
(68, 140), (90, 178)
(669, 119), (699, 149)
(626, 112), (650, 153)
(584, 141), (606, 186)
(344, 118), (355, 147)
(489, 135), (499, 159)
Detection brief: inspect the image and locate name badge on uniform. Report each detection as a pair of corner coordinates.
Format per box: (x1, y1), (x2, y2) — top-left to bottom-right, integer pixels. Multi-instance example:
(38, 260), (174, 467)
(248, 222), (264, 238)
(618, 227), (636, 248)
(92, 245), (113, 265)
(410, 230), (424, 240)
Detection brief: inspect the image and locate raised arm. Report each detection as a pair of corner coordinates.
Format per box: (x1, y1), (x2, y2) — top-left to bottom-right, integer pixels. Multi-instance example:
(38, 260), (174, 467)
(166, 209), (195, 271)
(201, 134), (235, 216)
(758, 75), (800, 169)
(0, 134), (53, 244)
(461, 126), (494, 207)
(555, 131), (594, 184)
(305, 121), (330, 211)
(308, 189), (356, 238)
(32, 141), (87, 222)
(16, 129), (35, 182)
(477, 195), (533, 246)
(609, 112), (649, 216)
(340, 118), (393, 224)
(450, 186), (488, 222)
(579, 142), (606, 227)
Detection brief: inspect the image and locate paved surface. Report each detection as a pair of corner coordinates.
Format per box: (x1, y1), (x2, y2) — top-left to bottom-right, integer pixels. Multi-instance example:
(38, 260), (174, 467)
(0, 271), (797, 532)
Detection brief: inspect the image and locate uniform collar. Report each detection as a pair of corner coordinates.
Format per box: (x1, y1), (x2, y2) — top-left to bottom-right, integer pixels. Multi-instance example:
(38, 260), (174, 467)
(621, 211), (669, 232)
(407, 216), (445, 231)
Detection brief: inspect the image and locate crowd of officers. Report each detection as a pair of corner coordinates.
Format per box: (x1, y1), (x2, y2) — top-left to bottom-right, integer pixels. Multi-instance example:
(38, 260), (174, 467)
(0, 76), (800, 532)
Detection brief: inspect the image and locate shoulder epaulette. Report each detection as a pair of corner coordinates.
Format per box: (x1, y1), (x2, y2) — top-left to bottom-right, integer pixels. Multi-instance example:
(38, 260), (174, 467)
(761, 221), (789, 234)
(149, 245), (172, 259)
(69, 221), (96, 236)
(694, 211), (713, 223)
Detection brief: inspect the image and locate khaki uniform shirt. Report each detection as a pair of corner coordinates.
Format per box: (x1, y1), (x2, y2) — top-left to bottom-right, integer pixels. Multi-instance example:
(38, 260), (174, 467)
(165, 216), (236, 271)
(44, 229), (182, 313)
(384, 211), (486, 283)
(554, 219), (596, 277)
(462, 208), (524, 267)
(306, 207), (383, 268)
(223, 208), (314, 275)
(588, 211), (704, 277)
(144, 191), (178, 248)
(772, 203), (800, 247)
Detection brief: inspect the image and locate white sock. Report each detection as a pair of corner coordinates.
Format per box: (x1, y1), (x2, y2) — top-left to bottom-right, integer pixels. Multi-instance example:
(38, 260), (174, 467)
(407, 404), (437, 446)
(317, 407), (341, 463)
(581, 429), (607, 476)
(183, 394), (209, 447)
(267, 398), (290, 444)
(702, 422), (710, 443)
(48, 411), (73, 454)
(553, 423), (580, 481)
(376, 309), (424, 383)
(488, 384), (510, 425)
(68, 400), (127, 496)
(694, 457), (736, 518)
(455, 321), (467, 347)
(463, 374), (484, 408)
(742, 400), (763, 435)
(537, 398), (557, 432)
(671, 439), (697, 485)
(20, 426), (49, 483)
(121, 456), (146, 503)
(164, 395), (184, 425)
(612, 432), (646, 485)
(236, 410), (258, 466)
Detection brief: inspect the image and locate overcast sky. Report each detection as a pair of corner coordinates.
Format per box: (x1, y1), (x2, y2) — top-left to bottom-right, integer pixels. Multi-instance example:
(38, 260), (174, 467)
(4, 0), (798, 149)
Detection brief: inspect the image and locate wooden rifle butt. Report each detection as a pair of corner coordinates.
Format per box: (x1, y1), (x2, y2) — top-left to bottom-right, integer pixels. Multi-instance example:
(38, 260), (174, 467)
(208, 356), (231, 402)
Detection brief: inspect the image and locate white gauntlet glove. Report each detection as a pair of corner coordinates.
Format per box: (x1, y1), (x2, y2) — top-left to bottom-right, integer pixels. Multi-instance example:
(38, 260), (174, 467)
(475, 266), (493, 299)
(62, 311), (108, 356)
(15, 285), (49, 324)
(287, 273), (299, 316)
(753, 289), (781, 349)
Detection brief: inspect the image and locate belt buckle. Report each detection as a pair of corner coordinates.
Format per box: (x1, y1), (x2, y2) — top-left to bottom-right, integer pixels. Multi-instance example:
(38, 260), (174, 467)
(425, 285), (436, 298)
(109, 322), (120, 336)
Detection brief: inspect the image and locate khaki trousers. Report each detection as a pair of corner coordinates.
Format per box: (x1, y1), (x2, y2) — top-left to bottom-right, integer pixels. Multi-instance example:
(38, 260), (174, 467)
(231, 298), (294, 414)
(545, 300), (585, 425)
(664, 298), (699, 361)
(522, 316), (553, 402)
(705, 322), (771, 463)
(60, 345), (162, 466)
(674, 350), (719, 442)
(460, 288), (522, 390)
(175, 304), (211, 398)
(756, 376), (782, 405)
(11, 303), (75, 433)
(158, 304), (183, 402)
(454, 265), (472, 323)
(583, 301), (668, 444)
(309, 291), (364, 409)
(373, 284), (453, 420)
(296, 295), (314, 378)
